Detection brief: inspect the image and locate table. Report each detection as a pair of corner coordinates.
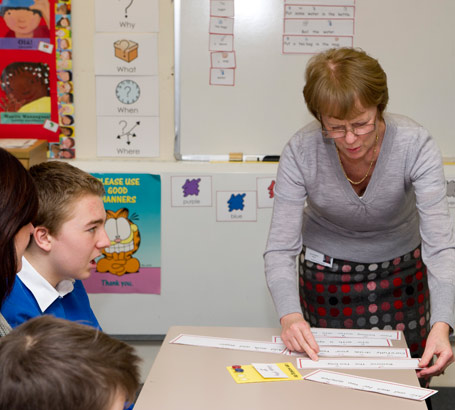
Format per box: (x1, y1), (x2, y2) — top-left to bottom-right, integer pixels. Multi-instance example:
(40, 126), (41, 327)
(134, 326), (427, 410)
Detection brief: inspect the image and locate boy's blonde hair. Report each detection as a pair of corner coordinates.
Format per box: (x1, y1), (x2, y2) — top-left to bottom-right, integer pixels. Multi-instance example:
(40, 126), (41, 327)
(29, 161), (105, 234)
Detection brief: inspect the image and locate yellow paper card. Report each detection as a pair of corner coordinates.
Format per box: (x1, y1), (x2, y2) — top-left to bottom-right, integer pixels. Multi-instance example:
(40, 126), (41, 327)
(227, 362), (302, 384)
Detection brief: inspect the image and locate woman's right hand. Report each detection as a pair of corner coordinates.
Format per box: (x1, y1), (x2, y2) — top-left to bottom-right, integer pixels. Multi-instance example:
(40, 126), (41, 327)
(280, 312), (320, 360)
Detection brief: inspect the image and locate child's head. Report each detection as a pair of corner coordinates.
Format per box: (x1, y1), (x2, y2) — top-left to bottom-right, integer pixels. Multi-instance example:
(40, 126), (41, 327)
(59, 104), (73, 115)
(55, 28), (70, 38)
(60, 114), (74, 125)
(56, 3), (68, 15)
(0, 0), (43, 38)
(49, 143), (60, 157)
(58, 92), (73, 104)
(60, 125), (74, 136)
(57, 70), (72, 82)
(61, 136), (75, 149)
(1, 62), (50, 108)
(56, 16), (70, 28)
(57, 80), (73, 94)
(28, 162), (110, 282)
(58, 38), (70, 50)
(60, 50), (72, 60)
(29, 161), (105, 235)
(0, 315), (141, 410)
(57, 147), (75, 158)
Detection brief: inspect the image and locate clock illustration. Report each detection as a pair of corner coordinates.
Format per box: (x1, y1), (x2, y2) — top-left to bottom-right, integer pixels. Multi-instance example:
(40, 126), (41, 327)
(115, 79), (140, 104)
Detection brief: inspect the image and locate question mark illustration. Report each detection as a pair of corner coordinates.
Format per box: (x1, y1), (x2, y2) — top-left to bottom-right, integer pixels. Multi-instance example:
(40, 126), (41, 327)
(118, 120), (128, 139)
(124, 86), (131, 98)
(124, 0), (134, 18)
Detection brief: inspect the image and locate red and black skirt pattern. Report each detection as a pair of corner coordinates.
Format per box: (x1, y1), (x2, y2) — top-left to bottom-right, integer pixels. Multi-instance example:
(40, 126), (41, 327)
(299, 246), (430, 358)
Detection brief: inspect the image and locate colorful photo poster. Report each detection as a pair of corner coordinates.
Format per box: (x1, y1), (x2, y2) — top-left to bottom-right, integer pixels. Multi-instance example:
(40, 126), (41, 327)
(83, 173), (162, 294)
(0, 0), (60, 141)
(54, 0), (76, 158)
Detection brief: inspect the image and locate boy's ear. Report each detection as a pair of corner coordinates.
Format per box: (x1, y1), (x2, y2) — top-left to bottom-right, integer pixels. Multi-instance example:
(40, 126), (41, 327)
(32, 226), (53, 252)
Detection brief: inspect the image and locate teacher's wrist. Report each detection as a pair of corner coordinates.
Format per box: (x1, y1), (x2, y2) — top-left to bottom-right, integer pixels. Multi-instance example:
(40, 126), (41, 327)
(280, 312), (304, 325)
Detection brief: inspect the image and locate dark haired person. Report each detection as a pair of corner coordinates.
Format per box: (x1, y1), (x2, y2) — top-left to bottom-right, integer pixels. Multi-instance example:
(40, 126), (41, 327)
(0, 148), (38, 336)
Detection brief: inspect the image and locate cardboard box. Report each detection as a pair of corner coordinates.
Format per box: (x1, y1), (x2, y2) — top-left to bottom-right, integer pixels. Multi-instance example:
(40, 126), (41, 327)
(114, 39), (139, 63)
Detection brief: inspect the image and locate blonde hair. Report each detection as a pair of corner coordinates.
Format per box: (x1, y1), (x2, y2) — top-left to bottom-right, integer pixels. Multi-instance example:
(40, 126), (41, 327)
(29, 161), (105, 234)
(303, 47), (388, 120)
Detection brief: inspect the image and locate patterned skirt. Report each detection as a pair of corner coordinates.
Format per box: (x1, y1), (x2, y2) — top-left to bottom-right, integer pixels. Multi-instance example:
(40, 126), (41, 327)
(299, 246), (430, 358)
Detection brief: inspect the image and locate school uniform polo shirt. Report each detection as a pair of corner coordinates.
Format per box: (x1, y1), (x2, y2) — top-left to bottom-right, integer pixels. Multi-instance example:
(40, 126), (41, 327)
(1, 257), (101, 330)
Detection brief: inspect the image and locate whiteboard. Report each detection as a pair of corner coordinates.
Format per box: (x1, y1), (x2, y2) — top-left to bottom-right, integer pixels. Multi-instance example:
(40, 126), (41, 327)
(175, 0), (455, 158)
(84, 163), (280, 336)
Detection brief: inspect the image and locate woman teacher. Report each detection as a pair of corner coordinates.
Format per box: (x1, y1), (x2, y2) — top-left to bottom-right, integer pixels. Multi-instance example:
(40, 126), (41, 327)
(264, 47), (454, 380)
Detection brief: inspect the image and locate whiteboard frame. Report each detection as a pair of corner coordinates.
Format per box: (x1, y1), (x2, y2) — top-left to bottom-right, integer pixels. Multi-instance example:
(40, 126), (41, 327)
(174, 0), (182, 160)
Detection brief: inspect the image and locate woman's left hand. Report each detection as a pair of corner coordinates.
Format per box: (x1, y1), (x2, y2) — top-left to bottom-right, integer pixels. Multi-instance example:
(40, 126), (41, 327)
(417, 322), (454, 379)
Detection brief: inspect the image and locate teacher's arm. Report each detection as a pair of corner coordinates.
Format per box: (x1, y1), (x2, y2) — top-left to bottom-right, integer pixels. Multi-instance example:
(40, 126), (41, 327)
(264, 139), (319, 359)
(410, 128), (455, 378)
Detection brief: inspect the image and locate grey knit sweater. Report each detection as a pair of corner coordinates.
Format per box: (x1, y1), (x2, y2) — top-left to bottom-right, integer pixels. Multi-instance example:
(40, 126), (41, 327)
(265, 113), (455, 329)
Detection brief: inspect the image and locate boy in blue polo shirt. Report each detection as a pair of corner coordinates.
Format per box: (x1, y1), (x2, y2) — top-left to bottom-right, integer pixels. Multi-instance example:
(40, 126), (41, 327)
(1, 161), (110, 329)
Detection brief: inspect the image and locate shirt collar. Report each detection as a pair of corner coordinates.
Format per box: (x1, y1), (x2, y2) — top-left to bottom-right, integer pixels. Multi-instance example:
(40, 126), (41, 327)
(18, 256), (75, 313)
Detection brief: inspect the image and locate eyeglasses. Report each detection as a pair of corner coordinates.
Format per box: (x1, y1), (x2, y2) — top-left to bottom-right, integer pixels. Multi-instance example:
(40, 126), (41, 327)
(321, 118), (376, 139)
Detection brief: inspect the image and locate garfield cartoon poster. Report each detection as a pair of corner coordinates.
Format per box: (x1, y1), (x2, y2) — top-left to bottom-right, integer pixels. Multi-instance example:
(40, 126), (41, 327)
(83, 173), (161, 294)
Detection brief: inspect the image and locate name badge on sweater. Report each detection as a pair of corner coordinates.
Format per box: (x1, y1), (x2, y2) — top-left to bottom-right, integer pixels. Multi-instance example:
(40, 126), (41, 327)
(305, 247), (333, 268)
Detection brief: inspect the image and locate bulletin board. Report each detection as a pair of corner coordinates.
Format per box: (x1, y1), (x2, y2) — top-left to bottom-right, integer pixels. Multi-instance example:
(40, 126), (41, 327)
(0, 0), (60, 141)
(175, 0), (455, 159)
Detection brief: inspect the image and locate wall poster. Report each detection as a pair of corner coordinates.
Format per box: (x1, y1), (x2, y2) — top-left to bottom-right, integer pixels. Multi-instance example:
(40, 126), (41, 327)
(83, 173), (162, 295)
(0, 0), (75, 157)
